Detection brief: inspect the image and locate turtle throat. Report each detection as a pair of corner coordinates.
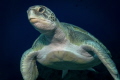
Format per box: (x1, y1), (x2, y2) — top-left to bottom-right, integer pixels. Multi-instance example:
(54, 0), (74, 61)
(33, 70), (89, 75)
(44, 25), (67, 44)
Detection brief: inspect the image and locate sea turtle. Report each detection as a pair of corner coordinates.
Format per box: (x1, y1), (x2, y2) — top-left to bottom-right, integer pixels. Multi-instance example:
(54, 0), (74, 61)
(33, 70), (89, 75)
(20, 5), (120, 80)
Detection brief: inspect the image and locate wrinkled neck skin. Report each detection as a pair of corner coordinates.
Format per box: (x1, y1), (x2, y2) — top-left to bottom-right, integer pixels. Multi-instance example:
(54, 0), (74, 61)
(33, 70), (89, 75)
(39, 21), (67, 44)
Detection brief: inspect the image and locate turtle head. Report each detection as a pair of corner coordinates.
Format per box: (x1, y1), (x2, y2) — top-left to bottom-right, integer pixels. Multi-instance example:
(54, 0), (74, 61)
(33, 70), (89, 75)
(27, 5), (58, 34)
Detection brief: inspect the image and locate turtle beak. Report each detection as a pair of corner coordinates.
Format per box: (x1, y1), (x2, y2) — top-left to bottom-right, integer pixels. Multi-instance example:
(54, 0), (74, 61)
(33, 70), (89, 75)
(29, 18), (39, 23)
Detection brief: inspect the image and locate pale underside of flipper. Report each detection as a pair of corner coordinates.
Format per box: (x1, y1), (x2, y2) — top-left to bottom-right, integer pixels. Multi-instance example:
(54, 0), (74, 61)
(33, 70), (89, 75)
(82, 40), (120, 80)
(20, 49), (39, 80)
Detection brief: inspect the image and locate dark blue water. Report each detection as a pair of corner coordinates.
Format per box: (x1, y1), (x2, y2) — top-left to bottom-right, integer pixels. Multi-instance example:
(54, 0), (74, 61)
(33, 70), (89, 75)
(1, 0), (120, 80)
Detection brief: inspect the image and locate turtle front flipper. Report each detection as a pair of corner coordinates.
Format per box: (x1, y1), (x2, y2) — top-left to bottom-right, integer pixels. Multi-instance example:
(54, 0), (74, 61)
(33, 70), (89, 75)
(81, 40), (120, 80)
(20, 49), (39, 80)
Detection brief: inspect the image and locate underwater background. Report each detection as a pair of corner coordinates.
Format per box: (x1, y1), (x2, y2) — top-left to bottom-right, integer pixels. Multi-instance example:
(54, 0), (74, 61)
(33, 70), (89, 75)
(1, 0), (120, 80)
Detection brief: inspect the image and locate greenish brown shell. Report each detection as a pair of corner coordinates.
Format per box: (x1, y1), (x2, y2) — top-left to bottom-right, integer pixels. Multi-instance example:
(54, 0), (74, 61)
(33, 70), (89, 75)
(61, 22), (111, 57)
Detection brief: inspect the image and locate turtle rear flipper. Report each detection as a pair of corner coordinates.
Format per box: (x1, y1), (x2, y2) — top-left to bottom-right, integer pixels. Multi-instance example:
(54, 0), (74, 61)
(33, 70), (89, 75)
(82, 40), (120, 80)
(62, 70), (68, 78)
(20, 49), (39, 80)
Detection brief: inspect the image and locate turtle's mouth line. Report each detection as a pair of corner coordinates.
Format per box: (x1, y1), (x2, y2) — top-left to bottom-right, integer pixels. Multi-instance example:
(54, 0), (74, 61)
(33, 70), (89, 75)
(29, 18), (39, 23)
(29, 18), (49, 24)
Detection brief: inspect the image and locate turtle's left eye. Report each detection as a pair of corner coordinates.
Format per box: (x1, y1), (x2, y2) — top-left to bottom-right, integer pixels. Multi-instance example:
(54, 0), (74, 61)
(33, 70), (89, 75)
(38, 7), (44, 13)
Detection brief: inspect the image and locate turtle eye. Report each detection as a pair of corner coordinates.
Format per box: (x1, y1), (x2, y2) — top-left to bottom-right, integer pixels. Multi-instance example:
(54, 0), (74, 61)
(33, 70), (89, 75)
(38, 7), (44, 13)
